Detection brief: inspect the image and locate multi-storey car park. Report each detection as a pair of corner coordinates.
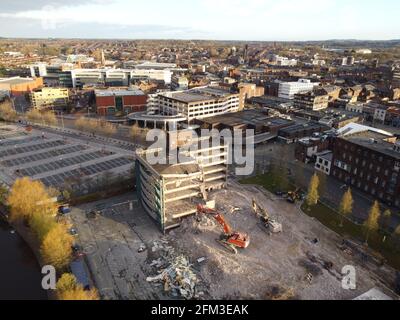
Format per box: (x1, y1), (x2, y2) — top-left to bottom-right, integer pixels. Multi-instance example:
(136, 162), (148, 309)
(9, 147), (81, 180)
(135, 134), (229, 232)
(128, 85), (240, 129)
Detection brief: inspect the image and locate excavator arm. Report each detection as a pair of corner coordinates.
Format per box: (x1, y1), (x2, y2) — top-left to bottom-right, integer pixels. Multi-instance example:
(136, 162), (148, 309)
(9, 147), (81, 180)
(197, 204), (232, 235)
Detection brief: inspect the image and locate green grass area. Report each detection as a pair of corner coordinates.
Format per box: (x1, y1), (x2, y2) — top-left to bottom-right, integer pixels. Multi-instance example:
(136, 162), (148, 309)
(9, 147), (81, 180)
(241, 173), (400, 270)
(240, 172), (295, 193)
(302, 202), (400, 271)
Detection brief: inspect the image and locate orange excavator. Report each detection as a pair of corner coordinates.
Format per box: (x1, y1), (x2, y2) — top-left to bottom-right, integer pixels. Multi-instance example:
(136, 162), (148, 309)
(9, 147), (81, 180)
(197, 204), (250, 254)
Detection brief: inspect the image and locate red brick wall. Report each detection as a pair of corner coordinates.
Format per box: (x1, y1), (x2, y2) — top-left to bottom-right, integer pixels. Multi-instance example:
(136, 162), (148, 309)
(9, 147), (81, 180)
(123, 95), (147, 106)
(96, 96), (115, 107)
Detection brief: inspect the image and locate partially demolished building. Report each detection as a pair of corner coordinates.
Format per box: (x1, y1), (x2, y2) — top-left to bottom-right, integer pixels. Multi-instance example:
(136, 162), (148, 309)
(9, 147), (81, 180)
(136, 134), (228, 232)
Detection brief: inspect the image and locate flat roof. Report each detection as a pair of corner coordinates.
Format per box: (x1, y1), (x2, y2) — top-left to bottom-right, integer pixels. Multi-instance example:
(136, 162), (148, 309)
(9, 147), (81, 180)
(169, 92), (213, 103)
(0, 77), (37, 85)
(164, 86), (234, 103)
(201, 109), (294, 128)
(152, 162), (200, 176)
(280, 122), (328, 133)
(342, 131), (400, 159)
(95, 89), (145, 97)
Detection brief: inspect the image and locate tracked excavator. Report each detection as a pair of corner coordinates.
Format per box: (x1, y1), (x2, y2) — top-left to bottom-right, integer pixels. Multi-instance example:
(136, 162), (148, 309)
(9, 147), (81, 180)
(196, 204), (250, 254)
(252, 199), (283, 234)
(286, 188), (301, 204)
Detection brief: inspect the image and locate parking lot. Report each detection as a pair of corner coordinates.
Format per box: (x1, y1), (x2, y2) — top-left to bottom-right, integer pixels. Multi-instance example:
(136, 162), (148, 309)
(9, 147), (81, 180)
(0, 123), (135, 192)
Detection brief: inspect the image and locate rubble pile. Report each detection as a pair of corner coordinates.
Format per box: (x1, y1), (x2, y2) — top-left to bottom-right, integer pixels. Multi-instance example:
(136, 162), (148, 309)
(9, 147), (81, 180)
(146, 240), (201, 299)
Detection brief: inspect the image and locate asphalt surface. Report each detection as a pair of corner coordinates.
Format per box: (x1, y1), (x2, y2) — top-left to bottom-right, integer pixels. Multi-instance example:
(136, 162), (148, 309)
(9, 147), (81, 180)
(254, 143), (400, 231)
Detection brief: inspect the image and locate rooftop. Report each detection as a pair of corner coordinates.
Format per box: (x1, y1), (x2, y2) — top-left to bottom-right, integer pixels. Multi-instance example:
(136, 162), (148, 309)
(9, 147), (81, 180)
(95, 89), (145, 97)
(342, 131), (400, 159)
(317, 151), (333, 162)
(0, 77), (38, 85)
(163, 86), (234, 103)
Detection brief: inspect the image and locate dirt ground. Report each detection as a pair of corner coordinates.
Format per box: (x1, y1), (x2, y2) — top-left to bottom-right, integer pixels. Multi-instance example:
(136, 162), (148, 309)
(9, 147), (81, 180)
(70, 187), (398, 300)
(165, 181), (398, 300)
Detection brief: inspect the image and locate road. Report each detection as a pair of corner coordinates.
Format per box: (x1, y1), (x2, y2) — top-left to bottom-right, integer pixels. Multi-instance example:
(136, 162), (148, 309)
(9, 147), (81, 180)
(253, 143), (400, 231)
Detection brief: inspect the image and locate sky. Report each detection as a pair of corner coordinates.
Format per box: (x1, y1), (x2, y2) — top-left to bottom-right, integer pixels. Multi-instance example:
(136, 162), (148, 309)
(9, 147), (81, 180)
(0, 0), (399, 41)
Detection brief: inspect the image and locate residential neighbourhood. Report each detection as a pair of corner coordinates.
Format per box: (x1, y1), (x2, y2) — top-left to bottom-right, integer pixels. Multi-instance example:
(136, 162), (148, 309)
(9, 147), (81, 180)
(0, 0), (400, 308)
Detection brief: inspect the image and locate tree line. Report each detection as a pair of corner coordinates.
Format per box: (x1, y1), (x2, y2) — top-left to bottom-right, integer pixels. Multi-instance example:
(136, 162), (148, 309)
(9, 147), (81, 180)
(2, 178), (98, 300)
(306, 173), (400, 246)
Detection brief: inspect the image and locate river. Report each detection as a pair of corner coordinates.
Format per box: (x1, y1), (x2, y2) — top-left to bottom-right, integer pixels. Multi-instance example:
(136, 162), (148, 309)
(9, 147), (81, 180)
(0, 219), (47, 300)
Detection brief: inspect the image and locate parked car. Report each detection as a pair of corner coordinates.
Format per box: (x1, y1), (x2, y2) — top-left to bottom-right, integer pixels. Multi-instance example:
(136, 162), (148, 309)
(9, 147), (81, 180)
(58, 205), (71, 215)
(69, 228), (78, 236)
(72, 244), (85, 258)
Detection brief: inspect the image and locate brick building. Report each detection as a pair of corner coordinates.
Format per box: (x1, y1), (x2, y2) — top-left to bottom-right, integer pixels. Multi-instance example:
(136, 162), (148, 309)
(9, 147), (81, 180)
(95, 89), (147, 116)
(331, 124), (400, 207)
(294, 90), (329, 111)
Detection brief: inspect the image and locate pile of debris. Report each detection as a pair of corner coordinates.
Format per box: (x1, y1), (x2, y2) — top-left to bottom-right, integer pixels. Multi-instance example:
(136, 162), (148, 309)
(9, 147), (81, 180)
(146, 240), (201, 299)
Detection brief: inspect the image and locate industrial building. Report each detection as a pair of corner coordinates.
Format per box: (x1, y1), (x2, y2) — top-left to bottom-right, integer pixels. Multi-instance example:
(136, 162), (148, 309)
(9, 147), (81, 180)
(30, 87), (69, 110)
(135, 134), (228, 232)
(95, 89), (147, 116)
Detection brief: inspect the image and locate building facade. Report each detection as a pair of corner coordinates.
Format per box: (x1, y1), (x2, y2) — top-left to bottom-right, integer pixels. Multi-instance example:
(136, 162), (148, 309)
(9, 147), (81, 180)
(0, 77), (43, 96)
(294, 91), (329, 111)
(278, 79), (317, 100)
(331, 129), (400, 207)
(136, 139), (228, 232)
(150, 86), (240, 124)
(30, 87), (69, 109)
(171, 75), (189, 91)
(95, 89), (147, 116)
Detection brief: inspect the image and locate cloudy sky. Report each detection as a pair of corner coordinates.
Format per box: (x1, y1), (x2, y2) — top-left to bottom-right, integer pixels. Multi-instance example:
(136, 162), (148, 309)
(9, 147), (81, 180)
(0, 0), (399, 40)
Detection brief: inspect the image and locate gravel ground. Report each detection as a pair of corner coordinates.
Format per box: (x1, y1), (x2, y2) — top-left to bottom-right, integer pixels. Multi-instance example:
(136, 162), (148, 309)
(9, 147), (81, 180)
(165, 181), (399, 300)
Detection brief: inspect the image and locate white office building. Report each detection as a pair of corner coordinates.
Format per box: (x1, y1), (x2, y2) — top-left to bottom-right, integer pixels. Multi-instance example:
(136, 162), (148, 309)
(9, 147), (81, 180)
(69, 68), (173, 88)
(278, 79), (318, 100)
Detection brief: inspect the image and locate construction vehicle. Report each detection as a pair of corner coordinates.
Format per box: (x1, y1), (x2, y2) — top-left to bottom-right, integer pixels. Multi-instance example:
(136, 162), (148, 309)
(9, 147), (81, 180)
(197, 204), (250, 254)
(286, 188), (301, 204)
(252, 199), (283, 234)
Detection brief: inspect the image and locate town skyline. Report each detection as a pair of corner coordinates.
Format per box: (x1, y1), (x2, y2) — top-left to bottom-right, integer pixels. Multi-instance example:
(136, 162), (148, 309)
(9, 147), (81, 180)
(0, 0), (399, 41)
